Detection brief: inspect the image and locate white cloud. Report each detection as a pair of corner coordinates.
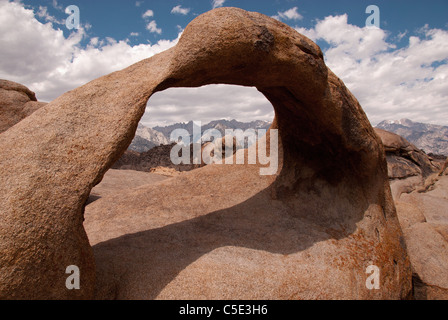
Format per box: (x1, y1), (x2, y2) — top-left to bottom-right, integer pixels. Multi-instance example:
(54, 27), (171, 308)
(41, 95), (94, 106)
(130, 32), (140, 37)
(0, 1), (272, 127)
(51, 0), (63, 11)
(142, 9), (161, 34)
(84, 22), (92, 31)
(171, 5), (190, 15)
(295, 15), (448, 125)
(273, 7), (303, 21)
(2, 1), (447, 129)
(146, 20), (162, 34)
(142, 9), (153, 18)
(89, 37), (99, 46)
(212, 0), (226, 9)
(135, 1), (143, 7)
(0, 1), (179, 102)
(36, 5), (65, 25)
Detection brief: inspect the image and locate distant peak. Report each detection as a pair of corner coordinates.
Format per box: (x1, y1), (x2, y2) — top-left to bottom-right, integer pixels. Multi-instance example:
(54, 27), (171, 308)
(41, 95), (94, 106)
(399, 118), (413, 126)
(381, 119), (413, 126)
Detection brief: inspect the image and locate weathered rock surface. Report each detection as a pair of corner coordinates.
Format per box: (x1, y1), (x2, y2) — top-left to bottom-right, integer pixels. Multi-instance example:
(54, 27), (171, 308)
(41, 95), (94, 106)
(0, 80), (47, 134)
(375, 128), (442, 200)
(395, 175), (448, 299)
(87, 169), (170, 205)
(375, 128), (441, 180)
(381, 126), (448, 299)
(149, 166), (181, 177)
(0, 8), (411, 299)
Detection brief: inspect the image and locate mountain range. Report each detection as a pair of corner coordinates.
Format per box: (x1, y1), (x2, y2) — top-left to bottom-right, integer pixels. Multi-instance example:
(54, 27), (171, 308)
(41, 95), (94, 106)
(129, 124), (170, 153)
(376, 119), (448, 156)
(129, 119), (272, 153)
(130, 118), (448, 156)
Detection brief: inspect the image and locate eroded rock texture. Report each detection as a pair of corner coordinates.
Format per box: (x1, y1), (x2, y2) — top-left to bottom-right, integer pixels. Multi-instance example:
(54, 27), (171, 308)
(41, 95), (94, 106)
(374, 128), (440, 181)
(375, 128), (443, 202)
(395, 176), (448, 300)
(0, 80), (47, 134)
(0, 8), (412, 299)
(373, 129), (448, 299)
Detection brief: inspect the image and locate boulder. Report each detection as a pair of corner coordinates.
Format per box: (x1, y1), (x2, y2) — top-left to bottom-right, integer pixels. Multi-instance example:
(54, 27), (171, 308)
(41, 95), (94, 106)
(375, 128), (442, 201)
(395, 175), (448, 299)
(374, 128), (440, 180)
(379, 129), (448, 300)
(0, 80), (47, 133)
(201, 135), (241, 166)
(0, 8), (411, 299)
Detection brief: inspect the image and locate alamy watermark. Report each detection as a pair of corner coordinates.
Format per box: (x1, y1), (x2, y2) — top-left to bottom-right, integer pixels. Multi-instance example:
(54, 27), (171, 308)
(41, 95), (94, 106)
(366, 265), (380, 290)
(65, 5), (80, 30)
(65, 265), (80, 290)
(365, 5), (380, 28)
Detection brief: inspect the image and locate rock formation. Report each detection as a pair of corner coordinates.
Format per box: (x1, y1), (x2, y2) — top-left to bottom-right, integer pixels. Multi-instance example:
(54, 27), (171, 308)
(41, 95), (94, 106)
(374, 128), (440, 180)
(394, 175), (448, 299)
(201, 135), (241, 166)
(87, 169), (170, 205)
(375, 129), (448, 299)
(374, 128), (443, 200)
(440, 158), (448, 176)
(129, 124), (170, 153)
(115, 135), (241, 173)
(376, 119), (448, 156)
(0, 8), (412, 299)
(0, 80), (47, 133)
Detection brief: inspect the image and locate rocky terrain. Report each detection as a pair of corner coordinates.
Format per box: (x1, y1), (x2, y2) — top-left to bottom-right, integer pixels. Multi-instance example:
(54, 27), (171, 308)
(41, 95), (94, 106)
(374, 128), (444, 196)
(373, 128), (448, 299)
(113, 143), (201, 172)
(392, 166), (448, 300)
(129, 124), (170, 153)
(376, 119), (448, 156)
(130, 119), (271, 153)
(2, 7), (446, 300)
(115, 135), (242, 173)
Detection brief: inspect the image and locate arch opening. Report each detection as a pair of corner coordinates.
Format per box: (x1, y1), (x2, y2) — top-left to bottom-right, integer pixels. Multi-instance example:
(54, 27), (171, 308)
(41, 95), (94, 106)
(88, 84), (277, 202)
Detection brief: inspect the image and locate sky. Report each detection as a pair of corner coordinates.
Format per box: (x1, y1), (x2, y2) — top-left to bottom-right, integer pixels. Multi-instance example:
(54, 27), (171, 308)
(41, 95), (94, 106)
(0, 0), (447, 127)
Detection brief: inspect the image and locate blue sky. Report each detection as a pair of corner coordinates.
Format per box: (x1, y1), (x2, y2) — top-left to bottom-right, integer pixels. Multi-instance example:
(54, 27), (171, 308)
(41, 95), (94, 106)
(1, 0), (448, 126)
(25, 0), (448, 49)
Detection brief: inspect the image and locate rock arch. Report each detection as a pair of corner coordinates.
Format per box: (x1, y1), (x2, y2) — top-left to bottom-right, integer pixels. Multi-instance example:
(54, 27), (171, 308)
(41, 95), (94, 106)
(0, 8), (411, 299)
